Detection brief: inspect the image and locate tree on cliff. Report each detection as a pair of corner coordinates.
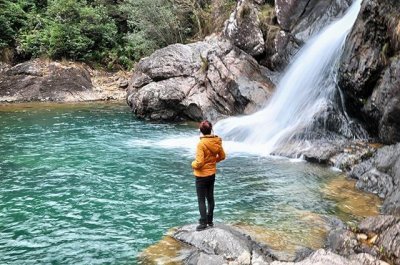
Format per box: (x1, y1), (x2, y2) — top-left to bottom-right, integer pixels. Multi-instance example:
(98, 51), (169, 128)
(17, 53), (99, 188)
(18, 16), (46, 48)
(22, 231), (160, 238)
(0, 0), (235, 69)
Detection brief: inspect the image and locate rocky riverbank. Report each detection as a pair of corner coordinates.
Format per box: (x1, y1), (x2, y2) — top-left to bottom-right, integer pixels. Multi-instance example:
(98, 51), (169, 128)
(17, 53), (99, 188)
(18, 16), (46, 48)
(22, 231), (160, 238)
(0, 59), (128, 102)
(140, 218), (398, 265)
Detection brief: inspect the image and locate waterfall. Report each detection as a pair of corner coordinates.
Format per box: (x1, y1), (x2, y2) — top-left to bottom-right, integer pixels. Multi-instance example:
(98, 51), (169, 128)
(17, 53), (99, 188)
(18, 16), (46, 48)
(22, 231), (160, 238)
(214, 0), (363, 155)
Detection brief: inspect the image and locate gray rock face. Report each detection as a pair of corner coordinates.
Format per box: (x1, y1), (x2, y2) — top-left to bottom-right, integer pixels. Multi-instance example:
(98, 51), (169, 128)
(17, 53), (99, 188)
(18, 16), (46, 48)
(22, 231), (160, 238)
(223, 0), (351, 70)
(365, 59), (400, 144)
(224, 0), (265, 56)
(173, 224), (275, 265)
(270, 249), (386, 265)
(326, 228), (359, 256)
(127, 36), (274, 122)
(358, 215), (400, 265)
(271, 0), (351, 70)
(0, 62), (10, 73)
(0, 60), (95, 102)
(338, 0), (400, 144)
(286, 0), (352, 43)
(349, 143), (400, 216)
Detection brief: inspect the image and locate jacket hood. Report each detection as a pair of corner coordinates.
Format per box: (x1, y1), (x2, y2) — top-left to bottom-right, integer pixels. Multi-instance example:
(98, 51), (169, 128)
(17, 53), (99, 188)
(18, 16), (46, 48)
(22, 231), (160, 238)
(200, 135), (222, 154)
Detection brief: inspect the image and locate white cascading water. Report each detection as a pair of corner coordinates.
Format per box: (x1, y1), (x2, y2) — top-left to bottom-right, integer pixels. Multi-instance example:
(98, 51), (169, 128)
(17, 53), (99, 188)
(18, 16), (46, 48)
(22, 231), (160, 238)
(214, 0), (363, 155)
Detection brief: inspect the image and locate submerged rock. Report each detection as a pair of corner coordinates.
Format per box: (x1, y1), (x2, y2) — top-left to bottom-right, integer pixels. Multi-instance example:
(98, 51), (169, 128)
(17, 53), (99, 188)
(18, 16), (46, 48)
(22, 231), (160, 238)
(127, 36), (274, 122)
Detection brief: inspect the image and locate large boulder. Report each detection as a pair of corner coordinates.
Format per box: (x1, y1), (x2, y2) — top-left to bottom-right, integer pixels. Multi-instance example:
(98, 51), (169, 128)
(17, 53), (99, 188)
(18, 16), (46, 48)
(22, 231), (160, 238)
(0, 59), (95, 102)
(349, 143), (400, 216)
(127, 36), (274, 122)
(173, 224), (275, 264)
(338, 0), (400, 144)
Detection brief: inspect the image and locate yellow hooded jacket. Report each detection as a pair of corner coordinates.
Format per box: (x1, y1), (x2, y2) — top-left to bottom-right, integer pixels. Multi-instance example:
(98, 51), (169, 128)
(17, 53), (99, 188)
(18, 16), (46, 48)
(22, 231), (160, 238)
(191, 135), (226, 177)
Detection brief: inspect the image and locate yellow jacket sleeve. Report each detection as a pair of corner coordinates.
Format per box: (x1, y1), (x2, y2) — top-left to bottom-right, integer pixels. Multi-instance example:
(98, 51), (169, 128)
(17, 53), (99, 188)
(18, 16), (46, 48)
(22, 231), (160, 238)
(191, 143), (205, 169)
(216, 146), (226, 163)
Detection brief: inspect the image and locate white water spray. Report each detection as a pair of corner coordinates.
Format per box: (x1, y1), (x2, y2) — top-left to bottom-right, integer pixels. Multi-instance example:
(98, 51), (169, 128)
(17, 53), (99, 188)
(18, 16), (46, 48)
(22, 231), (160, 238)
(214, 0), (362, 155)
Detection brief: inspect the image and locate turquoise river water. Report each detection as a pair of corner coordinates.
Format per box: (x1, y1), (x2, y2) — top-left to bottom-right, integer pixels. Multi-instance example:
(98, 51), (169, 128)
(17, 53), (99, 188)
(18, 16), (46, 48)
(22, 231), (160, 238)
(0, 103), (378, 264)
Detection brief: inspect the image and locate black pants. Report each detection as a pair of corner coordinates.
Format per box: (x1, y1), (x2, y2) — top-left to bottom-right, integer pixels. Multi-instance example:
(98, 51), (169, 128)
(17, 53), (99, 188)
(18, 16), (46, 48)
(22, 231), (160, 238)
(195, 174), (215, 224)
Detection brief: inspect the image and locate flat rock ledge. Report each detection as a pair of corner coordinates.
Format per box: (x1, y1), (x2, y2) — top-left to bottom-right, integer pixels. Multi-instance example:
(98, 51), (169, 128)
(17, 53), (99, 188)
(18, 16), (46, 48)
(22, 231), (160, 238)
(142, 223), (393, 265)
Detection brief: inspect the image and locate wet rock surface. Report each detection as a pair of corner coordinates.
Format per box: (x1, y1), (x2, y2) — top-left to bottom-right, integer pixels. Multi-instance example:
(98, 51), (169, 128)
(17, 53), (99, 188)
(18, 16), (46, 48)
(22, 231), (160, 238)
(271, 140), (377, 169)
(338, 0), (400, 144)
(277, 0), (349, 68)
(326, 215), (400, 265)
(349, 143), (400, 216)
(127, 36), (274, 122)
(224, 0), (352, 70)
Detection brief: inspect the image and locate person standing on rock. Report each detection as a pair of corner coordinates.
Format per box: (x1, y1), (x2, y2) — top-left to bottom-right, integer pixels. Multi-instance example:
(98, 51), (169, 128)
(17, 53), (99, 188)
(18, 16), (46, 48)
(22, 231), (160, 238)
(192, 120), (226, 231)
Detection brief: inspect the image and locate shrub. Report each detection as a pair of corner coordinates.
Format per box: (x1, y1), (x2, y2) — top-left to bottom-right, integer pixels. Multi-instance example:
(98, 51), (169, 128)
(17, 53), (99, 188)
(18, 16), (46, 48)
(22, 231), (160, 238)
(18, 0), (118, 62)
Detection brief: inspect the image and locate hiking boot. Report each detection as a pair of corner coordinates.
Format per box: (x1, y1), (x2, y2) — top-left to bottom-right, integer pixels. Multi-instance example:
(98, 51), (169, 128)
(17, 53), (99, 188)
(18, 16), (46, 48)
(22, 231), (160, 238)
(196, 223), (207, 231)
(207, 214), (213, 227)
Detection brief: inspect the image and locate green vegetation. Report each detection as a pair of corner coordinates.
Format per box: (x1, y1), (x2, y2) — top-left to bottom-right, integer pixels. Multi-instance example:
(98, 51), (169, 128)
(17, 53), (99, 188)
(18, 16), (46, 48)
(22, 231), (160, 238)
(0, 0), (236, 69)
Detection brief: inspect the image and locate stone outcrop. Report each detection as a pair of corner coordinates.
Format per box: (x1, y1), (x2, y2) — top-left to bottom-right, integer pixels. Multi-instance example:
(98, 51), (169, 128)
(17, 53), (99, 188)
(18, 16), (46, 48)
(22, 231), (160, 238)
(126, 36), (274, 122)
(224, 0), (265, 57)
(338, 0), (400, 144)
(358, 215), (400, 265)
(224, 0), (352, 70)
(277, 0), (352, 42)
(272, 0), (352, 70)
(0, 60), (94, 102)
(327, 215), (400, 265)
(271, 249), (387, 265)
(0, 62), (10, 73)
(143, 223), (390, 265)
(349, 143), (400, 216)
(0, 59), (127, 102)
(173, 224), (275, 264)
